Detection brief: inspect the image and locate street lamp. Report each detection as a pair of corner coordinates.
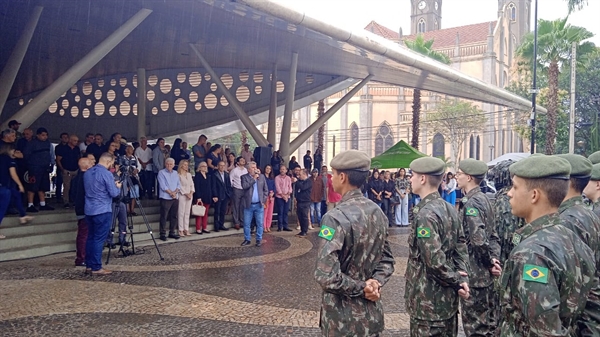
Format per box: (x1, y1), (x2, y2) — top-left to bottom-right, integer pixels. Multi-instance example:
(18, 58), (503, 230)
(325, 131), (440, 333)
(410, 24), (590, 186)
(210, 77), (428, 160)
(530, 0), (539, 154)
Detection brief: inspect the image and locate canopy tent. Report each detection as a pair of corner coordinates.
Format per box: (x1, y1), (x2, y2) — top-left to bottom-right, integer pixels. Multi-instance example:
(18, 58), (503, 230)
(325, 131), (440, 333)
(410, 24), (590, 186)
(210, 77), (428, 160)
(486, 152), (531, 167)
(371, 140), (428, 169)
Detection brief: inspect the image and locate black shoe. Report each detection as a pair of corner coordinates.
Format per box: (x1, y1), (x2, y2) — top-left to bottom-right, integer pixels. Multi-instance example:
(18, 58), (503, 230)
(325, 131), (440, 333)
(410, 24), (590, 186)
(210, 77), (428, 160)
(6, 208), (19, 215)
(196, 230), (203, 235)
(220, 227), (229, 231)
(214, 229), (220, 232)
(39, 204), (55, 211)
(296, 232), (307, 237)
(283, 228), (293, 232)
(241, 240), (251, 246)
(107, 243), (117, 249)
(26, 206), (39, 213)
(122, 241), (130, 247)
(160, 236), (167, 241)
(64, 203), (70, 209)
(277, 228), (282, 232)
(202, 230), (210, 234)
(75, 262), (86, 267)
(255, 240), (262, 247)
(168, 233), (180, 240)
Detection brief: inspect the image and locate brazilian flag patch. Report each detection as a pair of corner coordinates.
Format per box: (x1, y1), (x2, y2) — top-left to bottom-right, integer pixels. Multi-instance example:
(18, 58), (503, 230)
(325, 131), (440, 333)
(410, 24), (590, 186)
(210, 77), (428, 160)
(466, 207), (479, 217)
(319, 226), (335, 241)
(417, 227), (431, 238)
(523, 264), (548, 284)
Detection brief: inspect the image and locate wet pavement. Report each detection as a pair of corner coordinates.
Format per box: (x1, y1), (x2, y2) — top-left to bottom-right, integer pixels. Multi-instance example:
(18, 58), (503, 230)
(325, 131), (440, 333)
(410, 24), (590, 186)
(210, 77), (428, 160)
(0, 226), (452, 336)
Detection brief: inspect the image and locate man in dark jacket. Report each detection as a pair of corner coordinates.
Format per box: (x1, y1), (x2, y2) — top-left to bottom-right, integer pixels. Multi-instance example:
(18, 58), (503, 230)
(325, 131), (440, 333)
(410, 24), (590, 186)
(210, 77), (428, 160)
(295, 168), (312, 237)
(23, 127), (55, 213)
(211, 160), (232, 231)
(71, 157), (93, 266)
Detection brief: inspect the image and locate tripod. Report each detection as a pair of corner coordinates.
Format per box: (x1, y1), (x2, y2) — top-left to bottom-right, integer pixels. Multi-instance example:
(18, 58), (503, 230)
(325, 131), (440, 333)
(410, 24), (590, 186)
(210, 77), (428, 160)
(106, 168), (164, 264)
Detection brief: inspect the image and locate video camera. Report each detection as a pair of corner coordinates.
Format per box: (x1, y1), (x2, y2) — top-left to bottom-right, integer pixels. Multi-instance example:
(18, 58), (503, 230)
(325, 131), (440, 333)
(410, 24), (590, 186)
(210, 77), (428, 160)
(117, 155), (137, 171)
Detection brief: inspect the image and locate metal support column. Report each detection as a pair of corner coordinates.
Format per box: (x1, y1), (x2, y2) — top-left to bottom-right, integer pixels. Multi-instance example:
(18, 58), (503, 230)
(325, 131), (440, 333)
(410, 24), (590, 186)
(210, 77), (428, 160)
(288, 75), (373, 154)
(267, 63), (278, 147)
(137, 68), (147, 139)
(279, 52), (298, 159)
(190, 44), (268, 147)
(1, 8), (152, 129)
(0, 6), (43, 117)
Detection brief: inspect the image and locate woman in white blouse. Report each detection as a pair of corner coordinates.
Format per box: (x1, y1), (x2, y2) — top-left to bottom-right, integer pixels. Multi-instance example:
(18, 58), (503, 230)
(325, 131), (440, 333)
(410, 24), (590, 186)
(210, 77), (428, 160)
(177, 160), (195, 236)
(444, 172), (457, 205)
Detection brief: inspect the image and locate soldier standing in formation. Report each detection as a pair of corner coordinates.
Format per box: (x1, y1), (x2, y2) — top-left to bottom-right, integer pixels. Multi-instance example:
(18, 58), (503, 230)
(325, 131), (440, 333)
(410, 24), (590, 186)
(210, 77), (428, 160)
(455, 158), (501, 336)
(405, 157), (470, 336)
(500, 155), (596, 335)
(556, 154), (600, 336)
(584, 163), (600, 218)
(314, 150), (395, 337)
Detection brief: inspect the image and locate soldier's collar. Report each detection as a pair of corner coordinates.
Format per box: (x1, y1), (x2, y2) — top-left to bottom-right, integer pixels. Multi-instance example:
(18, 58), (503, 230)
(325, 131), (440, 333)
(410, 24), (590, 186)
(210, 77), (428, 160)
(413, 191), (440, 214)
(341, 188), (363, 202)
(465, 186), (481, 199)
(515, 212), (561, 241)
(558, 196), (584, 214)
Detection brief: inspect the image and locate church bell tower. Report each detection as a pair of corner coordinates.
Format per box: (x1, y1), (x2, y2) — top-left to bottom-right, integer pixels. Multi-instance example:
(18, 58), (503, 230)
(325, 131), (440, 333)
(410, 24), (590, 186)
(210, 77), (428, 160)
(497, 0), (532, 46)
(410, 0), (442, 35)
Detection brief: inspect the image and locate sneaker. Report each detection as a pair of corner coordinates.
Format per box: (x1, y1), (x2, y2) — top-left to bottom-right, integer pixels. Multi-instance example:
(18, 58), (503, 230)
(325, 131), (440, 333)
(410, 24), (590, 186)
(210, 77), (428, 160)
(39, 204), (55, 211)
(19, 216), (34, 224)
(26, 206), (39, 213)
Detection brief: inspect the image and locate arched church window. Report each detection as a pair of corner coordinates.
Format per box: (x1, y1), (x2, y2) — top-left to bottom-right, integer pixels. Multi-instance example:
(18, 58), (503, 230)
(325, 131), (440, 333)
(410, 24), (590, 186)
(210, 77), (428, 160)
(418, 19), (426, 34)
(476, 136), (481, 160)
(349, 122), (359, 150)
(434, 20), (438, 30)
(469, 135), (475, 158)
(375, 122), (395, 156)
(508, 3), (516, 21)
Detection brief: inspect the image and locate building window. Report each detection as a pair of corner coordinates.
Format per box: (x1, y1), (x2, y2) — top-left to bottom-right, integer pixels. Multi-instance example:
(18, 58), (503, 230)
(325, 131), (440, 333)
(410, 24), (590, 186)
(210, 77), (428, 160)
(508, 3), (516, 21)
(476, 136), (481, 160)
(349, 122), (359, 150)
(469, 135), (475, 158)
(418, 19), (426, 33)
(375, 122), (395, 156)
(434, 19), (438, 30)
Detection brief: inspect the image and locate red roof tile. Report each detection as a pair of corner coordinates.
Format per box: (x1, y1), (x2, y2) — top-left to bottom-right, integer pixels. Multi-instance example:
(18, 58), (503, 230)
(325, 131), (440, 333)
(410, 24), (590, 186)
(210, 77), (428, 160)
(364, 20), (495, 49)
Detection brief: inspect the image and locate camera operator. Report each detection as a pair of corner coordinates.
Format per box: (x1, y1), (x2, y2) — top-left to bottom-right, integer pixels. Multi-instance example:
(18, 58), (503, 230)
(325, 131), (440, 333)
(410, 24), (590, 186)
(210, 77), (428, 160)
(109, 152), (137, 249)
(84, 152), (121, 275)
(123, 144), (141, 215)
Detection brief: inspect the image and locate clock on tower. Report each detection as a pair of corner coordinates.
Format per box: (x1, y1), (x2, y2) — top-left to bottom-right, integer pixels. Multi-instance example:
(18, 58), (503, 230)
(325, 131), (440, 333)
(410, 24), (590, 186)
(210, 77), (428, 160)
(411, 0), (442, 34)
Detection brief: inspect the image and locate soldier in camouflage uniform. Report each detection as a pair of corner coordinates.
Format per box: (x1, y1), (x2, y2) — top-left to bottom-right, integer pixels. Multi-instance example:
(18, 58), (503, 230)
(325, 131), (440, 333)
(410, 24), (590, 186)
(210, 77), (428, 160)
(556, 154), (600, 336)
(314, 150), (395, 337)
(500, 155), (596, 336)
(584, 163), (600, 219)
(455, 158), (501, 336)
(405, 157), (470, 336)
(488, 160), (525, 265)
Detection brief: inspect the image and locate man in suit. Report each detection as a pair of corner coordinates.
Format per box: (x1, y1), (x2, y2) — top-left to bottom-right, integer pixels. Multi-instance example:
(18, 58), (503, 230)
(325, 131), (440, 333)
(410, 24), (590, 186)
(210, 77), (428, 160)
(240, 161), (269, 247)
(211, 160), (232, 232)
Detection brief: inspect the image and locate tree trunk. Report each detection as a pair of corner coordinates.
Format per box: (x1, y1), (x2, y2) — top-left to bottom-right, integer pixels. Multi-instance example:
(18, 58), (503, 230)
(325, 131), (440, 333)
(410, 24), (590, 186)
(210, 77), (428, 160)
(545, 61), (559, 155)
(317, 100), (325, 151)
(411, 89), (421, 149)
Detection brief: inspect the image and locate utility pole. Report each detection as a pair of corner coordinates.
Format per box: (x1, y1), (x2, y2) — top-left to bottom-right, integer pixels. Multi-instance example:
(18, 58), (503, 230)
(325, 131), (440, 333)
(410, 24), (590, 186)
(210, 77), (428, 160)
(569, 42), (577, 153)
(529, 0), (539, 154)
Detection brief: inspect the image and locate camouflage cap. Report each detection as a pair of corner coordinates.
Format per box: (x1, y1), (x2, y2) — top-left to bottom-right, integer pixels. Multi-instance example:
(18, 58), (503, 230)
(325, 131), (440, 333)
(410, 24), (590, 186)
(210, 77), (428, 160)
(458, 158), (488, 178)
(409, 157), (445, 176)
(589, 151), (600, 165)
(330, 150), (371, 172)
(555, 154), (592, 179)
(591, 163), (600, 181)
(509, 155), (571, 180)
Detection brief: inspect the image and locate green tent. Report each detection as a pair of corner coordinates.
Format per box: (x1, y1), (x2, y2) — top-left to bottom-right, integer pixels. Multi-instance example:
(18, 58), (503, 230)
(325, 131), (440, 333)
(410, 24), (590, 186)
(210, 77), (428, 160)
(370, 140), (428, 169)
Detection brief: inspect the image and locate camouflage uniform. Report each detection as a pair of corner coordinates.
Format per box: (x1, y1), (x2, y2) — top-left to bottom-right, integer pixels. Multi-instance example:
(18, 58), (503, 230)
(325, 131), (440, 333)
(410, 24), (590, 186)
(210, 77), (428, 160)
(314, 188), (395, 337)
(405, 191), (470, 336)
(593, 200), (600, 219)
(458, 186), (500, 336)
(499, 213), (596, 336)
(493, 187), (525, 265)
(559, 196), (600, 336)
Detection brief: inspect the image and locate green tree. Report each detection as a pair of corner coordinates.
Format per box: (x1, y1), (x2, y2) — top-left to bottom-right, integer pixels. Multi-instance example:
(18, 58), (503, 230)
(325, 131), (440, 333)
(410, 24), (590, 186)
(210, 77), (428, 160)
(566, 0), (588, 13)
(516, 17), (595, 154)
(404, 35), (451, 150)
(426, 100), (486, 168)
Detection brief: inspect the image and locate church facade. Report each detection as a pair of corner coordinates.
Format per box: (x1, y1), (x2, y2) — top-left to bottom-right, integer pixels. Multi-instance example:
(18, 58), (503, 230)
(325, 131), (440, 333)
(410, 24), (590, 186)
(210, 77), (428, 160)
(261, 0), (531, 166)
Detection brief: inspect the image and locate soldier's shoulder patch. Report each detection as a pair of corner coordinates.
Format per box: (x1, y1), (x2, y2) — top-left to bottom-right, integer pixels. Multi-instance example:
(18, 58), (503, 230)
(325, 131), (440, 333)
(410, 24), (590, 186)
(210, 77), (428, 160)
(465, 207), (479, 217)
(523, 264), (548, 284)
(318, 225), (335, 241)
(416, 227), (431, 238)
(461, 197), (468, 204)
(512, 233), (521, 245)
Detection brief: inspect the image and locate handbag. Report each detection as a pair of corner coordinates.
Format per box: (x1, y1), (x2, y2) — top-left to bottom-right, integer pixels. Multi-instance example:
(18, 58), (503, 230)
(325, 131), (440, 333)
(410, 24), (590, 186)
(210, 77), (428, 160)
(191, 201), (206, 217)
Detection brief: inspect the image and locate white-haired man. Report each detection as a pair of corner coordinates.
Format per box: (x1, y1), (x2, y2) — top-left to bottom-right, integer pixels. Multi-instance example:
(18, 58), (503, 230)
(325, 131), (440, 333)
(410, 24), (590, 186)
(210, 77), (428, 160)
(157, 158), (181, 241)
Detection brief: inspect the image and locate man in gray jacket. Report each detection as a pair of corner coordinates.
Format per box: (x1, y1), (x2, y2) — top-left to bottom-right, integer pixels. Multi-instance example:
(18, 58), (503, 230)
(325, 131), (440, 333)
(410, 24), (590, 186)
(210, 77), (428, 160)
(240, 161), (268, 247)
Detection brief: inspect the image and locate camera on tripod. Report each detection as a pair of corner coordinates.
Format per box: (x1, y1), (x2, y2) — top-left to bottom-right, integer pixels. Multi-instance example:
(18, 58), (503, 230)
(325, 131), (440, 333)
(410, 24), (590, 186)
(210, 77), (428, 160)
(117, 156), (138, 175)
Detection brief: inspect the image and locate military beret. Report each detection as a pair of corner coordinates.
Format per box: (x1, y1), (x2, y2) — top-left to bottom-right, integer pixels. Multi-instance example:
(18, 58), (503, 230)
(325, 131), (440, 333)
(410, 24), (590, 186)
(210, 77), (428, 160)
(591, 164), (600, 181)
(555, 154), (592, 178)
(459, 158), (488, 178)
(409, 157), (445, 176)
(330, 150), (370, 172)
(509, 155), (571, 180)
(589, 151), (600, 165)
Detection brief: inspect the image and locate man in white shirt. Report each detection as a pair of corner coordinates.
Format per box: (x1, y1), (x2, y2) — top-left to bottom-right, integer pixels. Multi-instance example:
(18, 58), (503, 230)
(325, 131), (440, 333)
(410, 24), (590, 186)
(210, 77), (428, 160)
(229, 156), (248, 230)
(135, 136), (154, 199)
(79, 133), (94, 156)
(241, 143), (254, 167)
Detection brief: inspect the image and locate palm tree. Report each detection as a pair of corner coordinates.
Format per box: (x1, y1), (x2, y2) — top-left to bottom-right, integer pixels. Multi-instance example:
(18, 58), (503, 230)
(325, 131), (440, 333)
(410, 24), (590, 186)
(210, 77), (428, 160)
(404, 35), (451, 150)
(566, 0), (588, 13)
(516, 17), (595, 154)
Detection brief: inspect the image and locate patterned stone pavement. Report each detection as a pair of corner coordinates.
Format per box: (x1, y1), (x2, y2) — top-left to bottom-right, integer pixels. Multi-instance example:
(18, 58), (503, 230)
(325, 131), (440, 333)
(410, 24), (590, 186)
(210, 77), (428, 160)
(0, 226), (458, 336)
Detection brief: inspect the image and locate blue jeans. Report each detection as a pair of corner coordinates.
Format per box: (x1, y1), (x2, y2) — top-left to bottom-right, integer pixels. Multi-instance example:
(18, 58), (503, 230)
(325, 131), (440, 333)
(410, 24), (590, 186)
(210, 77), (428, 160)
(275, 197), (290, 230)
(85, 212), (112, 271)
(0, 186), (12, 225)
(310, 202), (322, 224)
(244, 203), (264, 241)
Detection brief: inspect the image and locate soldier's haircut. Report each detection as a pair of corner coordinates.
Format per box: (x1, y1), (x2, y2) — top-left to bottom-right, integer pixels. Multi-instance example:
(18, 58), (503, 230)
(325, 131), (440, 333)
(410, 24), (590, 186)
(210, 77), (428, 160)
(524, 178), (568, 208)
(471, 177), (483, 185)
(427, 174), (443, 188)
(570, 177), (591, 194)
(337, 169), (369, 188)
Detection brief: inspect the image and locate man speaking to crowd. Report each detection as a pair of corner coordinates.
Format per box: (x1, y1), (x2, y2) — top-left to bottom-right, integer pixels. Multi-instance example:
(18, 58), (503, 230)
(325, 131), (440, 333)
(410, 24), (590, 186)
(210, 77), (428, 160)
(84, 152), (121, 275)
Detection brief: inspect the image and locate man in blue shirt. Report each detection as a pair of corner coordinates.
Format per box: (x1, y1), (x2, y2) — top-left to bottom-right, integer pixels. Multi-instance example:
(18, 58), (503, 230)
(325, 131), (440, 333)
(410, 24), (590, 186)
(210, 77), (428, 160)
(240, 161), (268, 247)
(84, 152), (121, 275)
(157, 157), (181, 241)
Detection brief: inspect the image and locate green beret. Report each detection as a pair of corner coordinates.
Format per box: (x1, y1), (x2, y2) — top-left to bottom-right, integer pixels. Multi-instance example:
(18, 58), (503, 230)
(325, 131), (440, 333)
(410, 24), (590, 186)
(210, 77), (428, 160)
(591, 164), (600, 181)
(330, 150), (370, 172)
(409, 157), (445, 176)
(555, 154), (592, 178)
(458, 158), (488, 178)
(509, 155), (571, 180)
(589, 151), (600, 165)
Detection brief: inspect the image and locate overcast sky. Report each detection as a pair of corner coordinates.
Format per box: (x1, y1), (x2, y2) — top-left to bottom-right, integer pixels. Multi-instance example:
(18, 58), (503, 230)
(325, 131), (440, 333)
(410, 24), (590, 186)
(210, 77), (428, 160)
(273, 0), (600, 45)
